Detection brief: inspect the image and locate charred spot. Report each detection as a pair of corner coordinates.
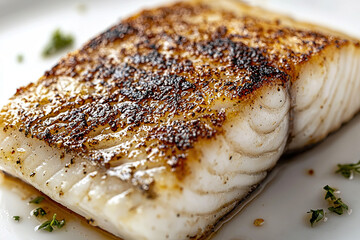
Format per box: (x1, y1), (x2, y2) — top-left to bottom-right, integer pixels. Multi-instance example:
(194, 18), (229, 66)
(130, 50), (177, 69)
(112, 64), (137, 80)
(153, 114), (224, 152)
(84, 24), (136, 50)
(86, 218), (95, 225)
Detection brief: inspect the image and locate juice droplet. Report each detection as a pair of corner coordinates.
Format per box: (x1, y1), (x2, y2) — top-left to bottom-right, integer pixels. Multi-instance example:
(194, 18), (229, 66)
(253, 218), (265, 227)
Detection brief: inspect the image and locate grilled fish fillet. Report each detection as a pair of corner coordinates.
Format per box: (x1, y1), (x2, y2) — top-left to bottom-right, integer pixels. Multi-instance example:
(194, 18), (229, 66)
(1, 0), (360, 239)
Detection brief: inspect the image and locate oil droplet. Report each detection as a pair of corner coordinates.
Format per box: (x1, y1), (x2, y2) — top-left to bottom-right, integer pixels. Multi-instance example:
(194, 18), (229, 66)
(253, 218), (265, 227)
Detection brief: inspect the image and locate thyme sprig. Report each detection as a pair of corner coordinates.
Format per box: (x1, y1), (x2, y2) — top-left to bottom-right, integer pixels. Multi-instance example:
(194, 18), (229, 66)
(336, 160), (360, 179)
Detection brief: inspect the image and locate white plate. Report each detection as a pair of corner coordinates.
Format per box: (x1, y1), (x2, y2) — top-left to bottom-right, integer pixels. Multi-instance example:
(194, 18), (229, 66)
(0, 0), (360, 239)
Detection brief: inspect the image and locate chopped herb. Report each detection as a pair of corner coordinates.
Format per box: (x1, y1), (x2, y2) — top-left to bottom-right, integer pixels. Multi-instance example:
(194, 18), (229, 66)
(323, 185), (349, 215)
(307, 209), (325, 227)
(16, 54), (24, 63)
(38, 218), (54, 232)
(336, 160), (360, 179)
(38, 214), (66, 232)
(323, 185), (337, 201)
(328, 198), (349, 215)
(42, 29), (74, 57)
(13, 216), (20, 221)
(308, 185), (350, 227)
(328, 206), (344, 215)
(33, 207), (47, 217)
(29, 196), (45, 204)
(57, 219), (66, 228)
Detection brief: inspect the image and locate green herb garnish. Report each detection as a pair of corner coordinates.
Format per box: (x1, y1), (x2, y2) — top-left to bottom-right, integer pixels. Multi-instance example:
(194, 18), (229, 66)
(38, 214), (66, 232)
(16, 54), (24, 63)
(308, 185), (350, 227)
(324, 185), (349, 215)
(336, 160), (360, 179)
(323, 185), (337, 201)
(29, 196), (45, 204)
(13, 216), (20, 221)
(307, 209), (325, 227)
(328, 198), (349, 215)
(33, 207), (47, 217)
(42, 29), (74, 57)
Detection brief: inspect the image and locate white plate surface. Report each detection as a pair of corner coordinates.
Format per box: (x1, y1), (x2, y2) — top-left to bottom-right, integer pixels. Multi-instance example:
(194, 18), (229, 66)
(0, 0), (360, 239)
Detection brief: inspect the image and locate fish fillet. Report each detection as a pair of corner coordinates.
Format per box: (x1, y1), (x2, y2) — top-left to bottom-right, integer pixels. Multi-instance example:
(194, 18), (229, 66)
(0, 0), (360, 239)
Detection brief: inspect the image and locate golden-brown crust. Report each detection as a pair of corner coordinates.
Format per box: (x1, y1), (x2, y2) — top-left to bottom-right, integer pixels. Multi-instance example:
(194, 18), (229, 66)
(0, 1), (356, 188)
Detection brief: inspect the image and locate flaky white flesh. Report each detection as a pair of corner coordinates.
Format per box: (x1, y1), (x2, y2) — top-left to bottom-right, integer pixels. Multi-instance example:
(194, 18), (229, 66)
(289, 45), (360, 150)
(0, 84), (290, 240)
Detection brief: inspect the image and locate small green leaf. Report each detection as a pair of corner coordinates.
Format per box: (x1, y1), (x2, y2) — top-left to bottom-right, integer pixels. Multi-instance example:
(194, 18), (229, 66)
(57, 219), (66, 229)
(29, 196), (45, 204)
(323, 185), (349, 216)
(33, 207), (47, 217)
(334, 198), (349, 210)
(308, 209), (325, 227)
(42, 29), (74, 57)
(38, 219), (54, 232)
(323, 185), (337, 201)
(16, 54), (24, 63)
(328, 206), (344, 215)
(336, 160), (360, 179)
(13, 216), (20, 221)
(38, 213), (66, 232)
(328, 198), (349, 215)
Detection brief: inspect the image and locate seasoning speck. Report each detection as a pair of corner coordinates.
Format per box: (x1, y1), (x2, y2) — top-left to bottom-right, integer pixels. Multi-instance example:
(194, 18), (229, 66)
(253, 218), (265, 227)
(13, 216), (20, 221)
(307, 169), (314, 176)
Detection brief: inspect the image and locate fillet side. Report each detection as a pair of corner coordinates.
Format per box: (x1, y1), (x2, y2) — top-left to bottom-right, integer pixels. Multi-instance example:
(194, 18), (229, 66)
(0, 84), (290, 239)
(289, 44), (360, 149)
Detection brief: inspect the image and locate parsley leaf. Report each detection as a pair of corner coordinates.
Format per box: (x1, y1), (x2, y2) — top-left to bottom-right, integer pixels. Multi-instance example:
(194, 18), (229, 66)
(42, 29), (74, 57)
(33, 207), (47, 217)
(323, 185), (336, 201)
(307, 209), (325, 227)
(38, 214), (66, 232)
(328, 198), (349, 215)
(57, 219), (66, 228)
(13, 216), (20, 221)
(324, 186), (349, 215)
(29, 196), (45, 204)
(336, 160), (360, 179)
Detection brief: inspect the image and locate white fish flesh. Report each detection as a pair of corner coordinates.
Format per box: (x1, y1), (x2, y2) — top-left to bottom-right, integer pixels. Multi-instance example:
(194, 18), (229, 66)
(0, 0), (360, 239)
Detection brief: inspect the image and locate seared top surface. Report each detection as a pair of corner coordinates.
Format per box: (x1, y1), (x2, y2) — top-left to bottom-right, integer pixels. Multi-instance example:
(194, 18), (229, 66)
(0, 1), (351, 185)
